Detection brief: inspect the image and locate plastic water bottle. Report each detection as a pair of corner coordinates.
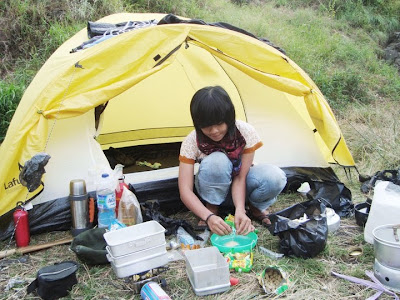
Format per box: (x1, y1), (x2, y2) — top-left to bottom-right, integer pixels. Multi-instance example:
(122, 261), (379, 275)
(96, 173), (116, 228)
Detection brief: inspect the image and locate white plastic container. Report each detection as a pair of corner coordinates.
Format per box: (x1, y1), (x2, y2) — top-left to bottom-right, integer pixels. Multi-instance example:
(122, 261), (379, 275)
(185, 246), (230, 296)
(107, 251), (169, 278)
(105, 243), (167, 265)
(103, 220), (166, 256)
(326, 208), (340, 233)
(364, 181), (400, 244)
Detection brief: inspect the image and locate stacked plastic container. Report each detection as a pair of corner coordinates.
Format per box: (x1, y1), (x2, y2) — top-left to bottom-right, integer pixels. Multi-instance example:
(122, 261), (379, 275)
(184, 246), (230, 296)
(103, 220), (168, 278)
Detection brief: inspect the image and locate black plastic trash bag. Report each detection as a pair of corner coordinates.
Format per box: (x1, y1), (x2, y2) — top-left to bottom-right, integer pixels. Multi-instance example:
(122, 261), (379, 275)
(70, 228), (108, 265)
(307, 180), (353, 217)
(268, 199), (328, 258)
(360, 168), (400, 194)
(19, 153), (51, 192)
(282, 167), (353, 217)
(141, 200), (203, 240)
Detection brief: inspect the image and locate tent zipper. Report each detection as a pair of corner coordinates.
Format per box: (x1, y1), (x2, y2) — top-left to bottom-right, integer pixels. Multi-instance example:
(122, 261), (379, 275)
(154, 44), (182, 67)
(39, 266), (76, 279)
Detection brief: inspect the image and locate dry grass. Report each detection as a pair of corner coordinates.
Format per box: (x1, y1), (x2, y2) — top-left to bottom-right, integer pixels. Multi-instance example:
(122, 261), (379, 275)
(337, 98), (400, 174)
(1, 99), (399, 299)
(1, 96), (398, 299)
(1, 184), (397, 300)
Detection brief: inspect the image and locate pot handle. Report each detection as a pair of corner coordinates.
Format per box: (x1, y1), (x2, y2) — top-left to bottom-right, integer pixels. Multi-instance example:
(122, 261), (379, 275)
(393, 224), (400, 242)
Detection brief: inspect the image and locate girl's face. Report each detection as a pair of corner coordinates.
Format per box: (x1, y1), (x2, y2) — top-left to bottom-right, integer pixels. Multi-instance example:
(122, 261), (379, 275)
(201, 122), (228, 142)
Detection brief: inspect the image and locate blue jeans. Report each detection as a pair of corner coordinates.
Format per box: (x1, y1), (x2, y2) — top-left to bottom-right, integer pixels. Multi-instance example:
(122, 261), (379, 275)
(195, 152), (287, 211)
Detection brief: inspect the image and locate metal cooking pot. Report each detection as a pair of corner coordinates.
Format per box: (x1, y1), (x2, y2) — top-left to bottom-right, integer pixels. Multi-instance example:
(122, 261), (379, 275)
(372, 224), (400, 269)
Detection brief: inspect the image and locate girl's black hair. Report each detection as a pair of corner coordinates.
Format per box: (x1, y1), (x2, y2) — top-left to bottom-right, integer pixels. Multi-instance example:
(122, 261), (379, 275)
(190, 86), (236, 137)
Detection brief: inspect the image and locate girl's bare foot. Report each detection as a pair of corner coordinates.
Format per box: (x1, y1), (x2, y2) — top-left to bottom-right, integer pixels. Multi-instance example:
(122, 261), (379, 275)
(248, 203), (271, 226)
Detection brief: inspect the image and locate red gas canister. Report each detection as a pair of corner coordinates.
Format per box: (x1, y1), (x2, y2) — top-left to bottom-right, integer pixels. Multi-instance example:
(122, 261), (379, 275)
(13, 204), (30, 247)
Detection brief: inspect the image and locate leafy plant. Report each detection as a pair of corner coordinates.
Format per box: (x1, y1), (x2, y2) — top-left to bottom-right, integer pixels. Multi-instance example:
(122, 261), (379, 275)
(0, 81), (24, 140)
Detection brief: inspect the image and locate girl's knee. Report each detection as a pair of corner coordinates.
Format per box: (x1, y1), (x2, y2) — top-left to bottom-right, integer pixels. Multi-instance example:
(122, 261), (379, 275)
(198, 152), (232, 181)
(196, 153), (233, 204)
(268, 165), (287, 192)
(247, 164), (287, 197)
(201, 152), (231, 168)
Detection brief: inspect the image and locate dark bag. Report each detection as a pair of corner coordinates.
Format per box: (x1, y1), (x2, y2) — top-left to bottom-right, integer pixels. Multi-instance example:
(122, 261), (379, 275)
(70, 227), (108, 265)
(360, 168), (400, 193)
(27, 261), (79, 300)
(268, 199), (328, 258)
(282, 167), (354, 217)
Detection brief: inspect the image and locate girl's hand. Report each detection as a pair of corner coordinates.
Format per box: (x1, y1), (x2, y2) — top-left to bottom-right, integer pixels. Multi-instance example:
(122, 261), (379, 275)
(234, 211), (254, 235)
(207, 215), (232, 236)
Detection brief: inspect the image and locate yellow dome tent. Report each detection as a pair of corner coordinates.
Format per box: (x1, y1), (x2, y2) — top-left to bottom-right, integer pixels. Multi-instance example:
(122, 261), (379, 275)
(0, 13), (354, 238)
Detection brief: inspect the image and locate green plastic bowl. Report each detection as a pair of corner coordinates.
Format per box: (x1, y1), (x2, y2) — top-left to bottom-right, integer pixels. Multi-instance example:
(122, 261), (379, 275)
(210, 231), (258, 253)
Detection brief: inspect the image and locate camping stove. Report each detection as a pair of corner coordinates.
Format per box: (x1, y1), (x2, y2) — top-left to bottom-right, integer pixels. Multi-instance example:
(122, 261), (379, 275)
(374, 259), (400, 293)
(128, 266), (169, 294)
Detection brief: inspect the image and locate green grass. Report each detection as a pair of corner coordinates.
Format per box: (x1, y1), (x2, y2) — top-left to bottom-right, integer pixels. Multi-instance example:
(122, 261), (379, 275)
(3, 0), (398, 158)
(0, 202), (382, 299)
(0, 2), (400, 296)
(0, 81), (25, 140)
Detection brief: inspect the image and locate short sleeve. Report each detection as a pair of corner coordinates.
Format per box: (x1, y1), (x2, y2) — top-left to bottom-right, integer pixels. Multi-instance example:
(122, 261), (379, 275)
(179, 130), (198, 164)
(236, 120), (263, 153)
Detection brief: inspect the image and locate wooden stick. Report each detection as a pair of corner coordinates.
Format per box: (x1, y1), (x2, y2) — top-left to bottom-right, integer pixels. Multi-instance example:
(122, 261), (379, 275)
(0, 237), (73, 259)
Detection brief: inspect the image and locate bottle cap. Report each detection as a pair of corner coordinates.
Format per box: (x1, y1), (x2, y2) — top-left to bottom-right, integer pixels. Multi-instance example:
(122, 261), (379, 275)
(69, 179), (87, 196)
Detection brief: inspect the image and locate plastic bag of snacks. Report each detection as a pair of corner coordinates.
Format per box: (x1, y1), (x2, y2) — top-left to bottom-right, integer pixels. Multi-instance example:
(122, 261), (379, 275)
(257, 266), (289, 296)
(224, 251), (253, 272)
(177, 226), (210, 250)
(221, 215), (254, 272)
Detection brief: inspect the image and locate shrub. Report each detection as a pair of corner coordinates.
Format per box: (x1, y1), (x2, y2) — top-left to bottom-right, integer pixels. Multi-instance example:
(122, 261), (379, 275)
(0, 81), (24, 141)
